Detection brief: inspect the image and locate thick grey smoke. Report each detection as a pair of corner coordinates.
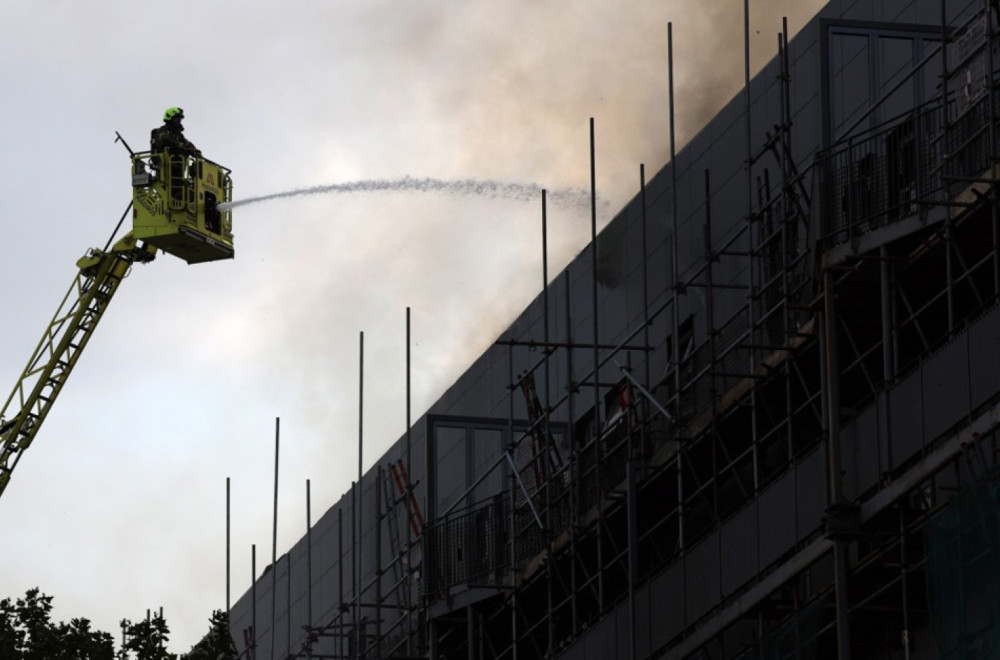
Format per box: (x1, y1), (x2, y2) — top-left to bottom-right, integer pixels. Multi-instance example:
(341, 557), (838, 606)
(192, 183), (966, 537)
(217, 176), (595, 212)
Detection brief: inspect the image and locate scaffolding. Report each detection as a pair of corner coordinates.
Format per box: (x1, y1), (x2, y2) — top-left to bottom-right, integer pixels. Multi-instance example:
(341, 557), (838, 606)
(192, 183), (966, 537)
(226, 2), (1000, 658)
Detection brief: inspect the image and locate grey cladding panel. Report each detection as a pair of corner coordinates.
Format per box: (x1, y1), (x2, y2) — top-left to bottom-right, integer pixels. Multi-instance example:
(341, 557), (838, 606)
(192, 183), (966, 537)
(882, 0), (916, 21)
(649, 560), (685, 650)
(842, 0), (876, 20)
(647, 233), (673, 300)
(710, 174), (750, 245)
(273, 561), (292, 654)
(585, 613), (617, 660)
(876, 397), (891, 485)
(792, 30), (821, 117)
(758, 469), (797, 567)
(840, 415), (860, 501)
(569, 266), (594, 337)
(625, 263), (647, 336)
(968, 304), (1000, 410)
(645, 297), (672, 384)
(685, 530), (721, 623)
(616, 606), (629, 659)
(557, 641), (585, 660)
(635, 584), (651, 659)
(488, 360), (511, 418)
(622, 206), (644, 274)
(598, 286), (628, 344)
(721, 501), (758, 597)
(889, 369), (922, 471)
(709, 147), (748, 224)
(796, 446), (828, 541)
(853, 402), (881, 498)
(921, 333), (969, 442)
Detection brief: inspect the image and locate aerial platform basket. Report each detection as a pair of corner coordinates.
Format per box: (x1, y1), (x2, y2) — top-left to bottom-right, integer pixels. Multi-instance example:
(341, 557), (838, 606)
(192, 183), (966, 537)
(130, 151), (234, 264)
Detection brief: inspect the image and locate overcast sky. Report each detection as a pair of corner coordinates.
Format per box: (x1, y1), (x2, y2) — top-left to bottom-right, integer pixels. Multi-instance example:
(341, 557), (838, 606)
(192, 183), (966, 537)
(0, 0), (824, 651)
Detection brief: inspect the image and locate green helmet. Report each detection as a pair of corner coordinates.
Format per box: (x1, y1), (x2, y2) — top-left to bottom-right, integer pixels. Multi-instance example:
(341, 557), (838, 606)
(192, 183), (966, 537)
(163, 106), (184, 122)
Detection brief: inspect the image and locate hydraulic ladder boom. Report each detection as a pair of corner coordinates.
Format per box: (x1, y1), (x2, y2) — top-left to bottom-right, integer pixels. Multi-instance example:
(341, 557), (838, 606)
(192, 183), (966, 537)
(0, 231), (156, 498)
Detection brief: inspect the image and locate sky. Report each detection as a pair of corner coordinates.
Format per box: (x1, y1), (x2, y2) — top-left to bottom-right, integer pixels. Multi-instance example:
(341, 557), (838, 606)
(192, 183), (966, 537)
(0, 0), (825, 652)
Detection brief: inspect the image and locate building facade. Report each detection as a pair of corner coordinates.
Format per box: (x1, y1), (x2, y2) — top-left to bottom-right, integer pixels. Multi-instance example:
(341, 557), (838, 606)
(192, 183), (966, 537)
(230, 0), (1000, 657)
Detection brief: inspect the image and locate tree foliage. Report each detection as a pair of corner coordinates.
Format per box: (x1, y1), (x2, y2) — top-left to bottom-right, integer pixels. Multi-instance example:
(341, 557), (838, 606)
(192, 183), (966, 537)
(119, 612), (176, 660)
(0, 588), (115, 659)
(181, 610), (237, 660)
(0, 589), (234, 660)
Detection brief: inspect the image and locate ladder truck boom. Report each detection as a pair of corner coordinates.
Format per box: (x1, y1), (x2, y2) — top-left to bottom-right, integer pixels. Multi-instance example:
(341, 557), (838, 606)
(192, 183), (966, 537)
(0, 149), (234, 501)
(0, 233), (156, 496)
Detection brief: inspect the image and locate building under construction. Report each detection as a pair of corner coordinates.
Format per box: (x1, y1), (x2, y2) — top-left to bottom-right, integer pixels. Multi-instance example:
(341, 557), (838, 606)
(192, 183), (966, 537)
(229, 0), (1000, 657)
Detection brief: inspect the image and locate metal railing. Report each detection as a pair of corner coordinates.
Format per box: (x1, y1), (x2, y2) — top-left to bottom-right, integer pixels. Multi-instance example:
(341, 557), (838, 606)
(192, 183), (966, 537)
(422, 495), (511, 599)
(818, 85), (1000, 252)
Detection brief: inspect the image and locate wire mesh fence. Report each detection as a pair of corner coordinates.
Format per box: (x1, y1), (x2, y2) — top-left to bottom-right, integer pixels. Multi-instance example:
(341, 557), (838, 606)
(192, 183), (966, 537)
(925, 464), (1000, 659)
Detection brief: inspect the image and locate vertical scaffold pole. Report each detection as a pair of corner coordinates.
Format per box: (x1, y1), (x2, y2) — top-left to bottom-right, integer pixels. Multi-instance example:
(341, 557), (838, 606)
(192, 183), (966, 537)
(565, 272), (579, 636)
(589, 116), (604, 611)
(780, 21), (796, 463)
(286, 552), (291, 656)
(271, 418), (279, 660)
(900, 507), (912, 660)
(705, 169), (718, 518)
(376, 466), (383, 655)
(824, 269), (851, 659)
(226, 477), (231, 625)
(985, 0), (1000, 298)
(640, 164), (651, 458)
(941, 0), (955, 333)
(338, 506), (344, 659)
(405, 306), (414, 656)
(351, 481), (358, 658)
(357, 332), (364, 657)
(506, 340), (518, 660)
(543, 189), (555, 657)
(744, 0), (761, 500)
(306, 479), (313, 660)
(627, 458), (638, 660)
(668, 26), (686, 612)
(251, 544), (257, 660)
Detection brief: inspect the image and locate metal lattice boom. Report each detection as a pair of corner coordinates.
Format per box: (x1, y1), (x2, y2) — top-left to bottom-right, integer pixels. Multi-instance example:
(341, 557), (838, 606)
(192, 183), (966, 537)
(0, 232), (155, 499)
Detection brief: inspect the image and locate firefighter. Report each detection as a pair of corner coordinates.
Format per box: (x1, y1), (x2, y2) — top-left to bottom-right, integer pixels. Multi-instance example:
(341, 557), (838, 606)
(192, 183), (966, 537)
(150, 106), (201, 157)
(151, 107), (201, 202)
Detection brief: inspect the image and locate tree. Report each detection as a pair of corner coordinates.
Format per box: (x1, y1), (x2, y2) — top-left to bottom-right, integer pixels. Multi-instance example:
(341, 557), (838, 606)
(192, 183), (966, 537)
(0, 589), (233, 660)
(120, 613), (176, 660)
(58, 617), (117, 660)
(0, 588), (114, 660)
(181, 610), (236, 660)
(0, 594), (24, 658)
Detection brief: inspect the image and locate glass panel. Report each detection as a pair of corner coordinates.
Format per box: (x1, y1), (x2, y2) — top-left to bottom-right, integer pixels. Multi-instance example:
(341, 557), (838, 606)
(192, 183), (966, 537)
(435, 425), (467, 516)
(831, 33), (871, 139)
(473, 428), (504, 504)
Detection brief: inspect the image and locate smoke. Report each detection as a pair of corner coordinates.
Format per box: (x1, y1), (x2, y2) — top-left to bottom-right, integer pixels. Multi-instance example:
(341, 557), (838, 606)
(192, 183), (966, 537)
(217, 176), (598, 213)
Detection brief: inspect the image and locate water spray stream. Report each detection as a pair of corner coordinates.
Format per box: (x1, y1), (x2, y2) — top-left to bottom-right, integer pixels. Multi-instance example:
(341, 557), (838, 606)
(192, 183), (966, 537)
(216, 176), (598, 212)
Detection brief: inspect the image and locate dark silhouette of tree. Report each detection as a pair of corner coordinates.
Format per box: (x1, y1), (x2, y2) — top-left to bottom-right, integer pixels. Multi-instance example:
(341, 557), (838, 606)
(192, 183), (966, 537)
(182, 610), (236, 660)
(0, 588), (114, 659)
(0, 589), (234, 660)
(58, 617), (117, 660)
(0, 594), (23, 658)
(119, 613), (176, 660)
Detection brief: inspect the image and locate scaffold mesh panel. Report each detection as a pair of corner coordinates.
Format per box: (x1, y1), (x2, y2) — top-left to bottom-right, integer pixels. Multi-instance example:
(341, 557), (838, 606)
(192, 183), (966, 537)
(925, 465), (1000, 659)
